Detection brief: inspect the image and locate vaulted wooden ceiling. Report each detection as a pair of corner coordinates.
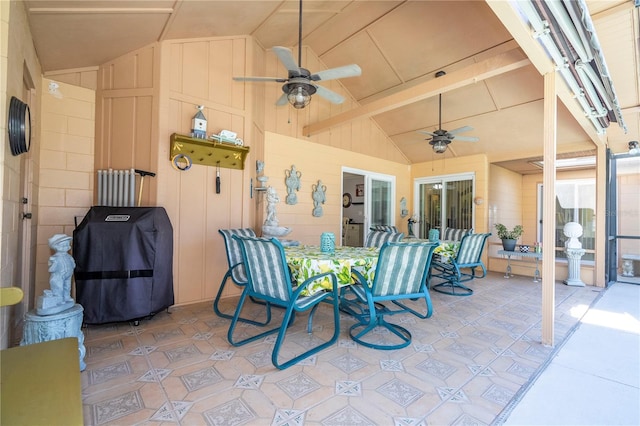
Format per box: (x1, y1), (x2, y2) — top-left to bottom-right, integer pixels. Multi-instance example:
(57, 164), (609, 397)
(24, 0), (639, 172)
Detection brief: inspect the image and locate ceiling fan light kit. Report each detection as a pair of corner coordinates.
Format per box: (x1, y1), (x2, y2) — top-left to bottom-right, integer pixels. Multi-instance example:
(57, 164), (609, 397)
(418, 71), (479, 154)
(233, 0), (361, 110)
(285, 83), (315, 109)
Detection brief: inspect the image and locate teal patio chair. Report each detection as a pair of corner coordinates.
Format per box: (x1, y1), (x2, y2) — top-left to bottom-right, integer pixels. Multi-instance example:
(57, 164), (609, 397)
(228, 235), (340, 369)
(341, 241), (437, 350)
(215, 228), (271, 325)
(364, 230), (404, 248)
(430, 232), (491, 296)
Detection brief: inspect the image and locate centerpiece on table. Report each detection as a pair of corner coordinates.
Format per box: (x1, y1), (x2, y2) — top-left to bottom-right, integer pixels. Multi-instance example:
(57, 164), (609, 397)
(494, 223), (524, 251)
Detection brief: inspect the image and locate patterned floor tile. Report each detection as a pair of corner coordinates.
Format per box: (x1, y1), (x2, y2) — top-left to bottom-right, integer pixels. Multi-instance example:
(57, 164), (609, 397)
(335, 380), (362, 396)
(91, 390), (144, 425)
(321, 406), (376, 426)
(276, 372), (321, 399)
(377, 378), (425, 407)
(202, 398), (257, 426)
(273, 409), (305, 426)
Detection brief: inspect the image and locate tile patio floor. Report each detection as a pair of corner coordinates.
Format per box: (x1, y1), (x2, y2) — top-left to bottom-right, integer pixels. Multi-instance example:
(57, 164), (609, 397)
(80, 272), (603, 425)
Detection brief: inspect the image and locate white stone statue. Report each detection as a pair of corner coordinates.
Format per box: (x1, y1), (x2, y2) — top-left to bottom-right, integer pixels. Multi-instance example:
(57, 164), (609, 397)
(265, 186), (280, 226)
(37, 234), (76, 315)
(262, 186), (292, 238)
(563, 222), (583, 249)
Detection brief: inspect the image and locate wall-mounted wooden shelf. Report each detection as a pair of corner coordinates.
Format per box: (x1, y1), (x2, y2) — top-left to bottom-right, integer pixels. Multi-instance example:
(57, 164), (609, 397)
(170, 133), (249, 170)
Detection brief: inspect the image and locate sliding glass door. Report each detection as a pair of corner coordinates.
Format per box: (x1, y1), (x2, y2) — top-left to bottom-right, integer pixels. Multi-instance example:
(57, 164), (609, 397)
(368, 176), (393, 229)
(414, 173), (475, 239)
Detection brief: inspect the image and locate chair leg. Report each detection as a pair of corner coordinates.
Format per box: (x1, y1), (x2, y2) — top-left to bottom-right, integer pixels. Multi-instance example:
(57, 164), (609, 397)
(214, 274), (272, 325)
(227, 291), (278, 346)
(349, 315), (412, 350)
(431, 279), (473, 296)
(272, 295), (341, 370)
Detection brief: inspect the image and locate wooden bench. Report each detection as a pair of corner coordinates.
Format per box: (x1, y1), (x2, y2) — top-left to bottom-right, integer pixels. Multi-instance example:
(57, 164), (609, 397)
(1, 337), (83, 425)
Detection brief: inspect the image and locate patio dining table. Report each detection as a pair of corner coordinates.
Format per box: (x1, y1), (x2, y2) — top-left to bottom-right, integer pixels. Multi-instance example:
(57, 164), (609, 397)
(284, 245), (379, 296)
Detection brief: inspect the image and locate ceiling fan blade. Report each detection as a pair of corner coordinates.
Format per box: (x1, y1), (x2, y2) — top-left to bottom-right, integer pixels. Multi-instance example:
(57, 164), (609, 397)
(233, 76), (287, 83)
(276, 93), (289, 106)
(453, 135), (480, 142)
(315, 84), (344, 104)
(272, 46), (299, 73)
(311, 64), (362, 82)
(417, 130), (437, 137)
(448, 125), (474, 135)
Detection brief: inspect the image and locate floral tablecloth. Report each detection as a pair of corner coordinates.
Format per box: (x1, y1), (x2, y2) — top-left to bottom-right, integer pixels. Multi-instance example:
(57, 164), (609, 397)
(284, 246), (379, 295)
(433, 241), (460, 263)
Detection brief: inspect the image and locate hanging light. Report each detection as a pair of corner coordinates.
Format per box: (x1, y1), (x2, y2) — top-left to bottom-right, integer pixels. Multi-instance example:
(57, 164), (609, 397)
(432, 140), (448, 154)
(629, 141), (639, 155)
(287, 85), (312, 109)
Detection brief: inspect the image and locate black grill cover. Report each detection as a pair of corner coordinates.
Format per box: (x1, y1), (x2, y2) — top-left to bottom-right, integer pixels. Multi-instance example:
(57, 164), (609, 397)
(73, 206), (174, 324)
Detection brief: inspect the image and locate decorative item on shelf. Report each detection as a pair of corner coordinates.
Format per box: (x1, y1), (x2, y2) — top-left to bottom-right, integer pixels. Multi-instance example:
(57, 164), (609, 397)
(355, 183), (364, 197)
(210, 129), (244, 146)
(400, 197), (408, 217)
(428, 228), (440, 243)
(191, 105), (207, 139)
(519, 245), (530, 253)
(534, 242), (542, 253)
(285, 165), (302, 205)
(494, 223), (524, 252)
(407, 214), (419, 238)
(312, 180), (326, 217)
(320, 232), (335, 253)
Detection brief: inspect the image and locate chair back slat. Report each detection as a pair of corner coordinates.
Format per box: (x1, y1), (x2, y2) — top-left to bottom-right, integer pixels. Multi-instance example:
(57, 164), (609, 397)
(234, 236), (292, 302)
(365, 230), (404, 248)
(219, 228), (256, 283)
(372, 242), (436, 296)
(455, 233), (491, 265)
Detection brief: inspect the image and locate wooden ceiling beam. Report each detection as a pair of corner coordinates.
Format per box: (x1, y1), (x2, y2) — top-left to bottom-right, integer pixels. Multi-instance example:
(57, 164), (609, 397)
(303, 48), (530, 137)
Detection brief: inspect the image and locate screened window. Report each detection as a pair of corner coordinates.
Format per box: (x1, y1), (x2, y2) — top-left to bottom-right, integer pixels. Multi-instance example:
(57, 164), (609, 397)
(538, 179), (596, 261)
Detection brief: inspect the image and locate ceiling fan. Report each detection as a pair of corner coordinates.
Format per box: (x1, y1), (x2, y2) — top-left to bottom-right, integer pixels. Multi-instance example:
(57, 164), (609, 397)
(232, 0), (361, 109)
(418, 71), (479, 153)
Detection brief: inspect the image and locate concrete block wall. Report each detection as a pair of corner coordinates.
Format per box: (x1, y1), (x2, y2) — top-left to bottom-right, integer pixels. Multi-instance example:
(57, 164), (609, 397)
(35, 78), (95, 298)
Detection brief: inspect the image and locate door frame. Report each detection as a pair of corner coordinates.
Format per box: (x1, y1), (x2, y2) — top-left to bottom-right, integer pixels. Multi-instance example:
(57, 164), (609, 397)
(342, 167), (396, 244)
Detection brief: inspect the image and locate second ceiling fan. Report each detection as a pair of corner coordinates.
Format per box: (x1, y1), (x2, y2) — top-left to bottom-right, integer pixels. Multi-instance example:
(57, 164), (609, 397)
(233, 0), (362, 109)
(418, 71), (479, 153)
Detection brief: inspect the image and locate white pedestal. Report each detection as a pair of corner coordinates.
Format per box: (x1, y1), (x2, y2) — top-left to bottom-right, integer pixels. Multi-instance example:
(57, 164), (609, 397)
(564, 248), (586, 287)
(20, 304), (86, 371)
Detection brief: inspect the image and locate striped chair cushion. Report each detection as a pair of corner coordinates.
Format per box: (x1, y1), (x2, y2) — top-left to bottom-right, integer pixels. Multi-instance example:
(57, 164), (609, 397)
(238, 237), (292, 302)
(443, 227), (472, 241)
(218, 228), (256, 283)
(371, 242), (435, 296)
(370, 225), (399, 233)
(455, 233), (490, 265)
(365, 230), (404, 248)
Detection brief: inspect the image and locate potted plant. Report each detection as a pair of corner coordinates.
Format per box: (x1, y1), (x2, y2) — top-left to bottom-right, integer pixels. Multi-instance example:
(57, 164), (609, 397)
(494, 223), (524, 251)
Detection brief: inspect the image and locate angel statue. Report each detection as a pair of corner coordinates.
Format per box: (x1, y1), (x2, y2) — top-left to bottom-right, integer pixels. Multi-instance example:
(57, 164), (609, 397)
(312, 180), (327, 217)
(285, 165), (302, 205)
